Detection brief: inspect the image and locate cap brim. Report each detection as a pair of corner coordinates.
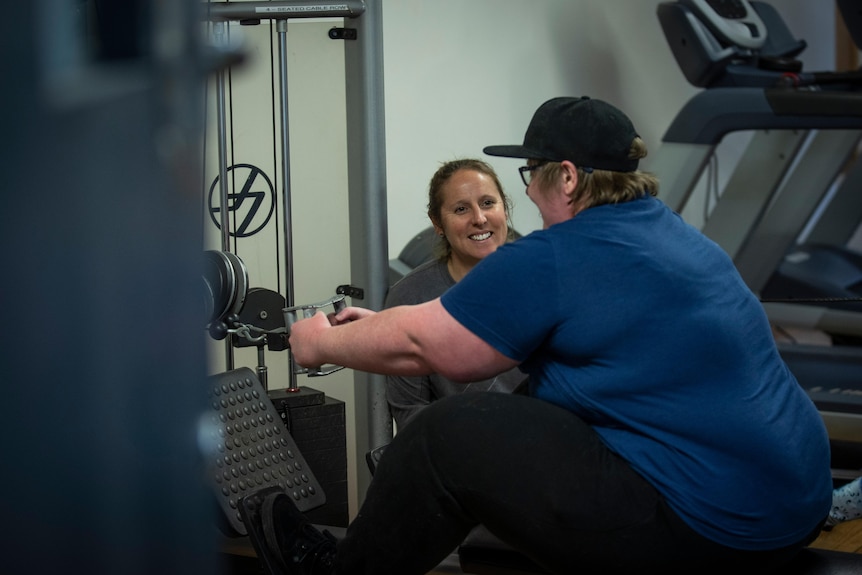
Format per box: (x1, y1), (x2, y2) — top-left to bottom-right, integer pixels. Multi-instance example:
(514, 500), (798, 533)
(483, 145), (539, 159)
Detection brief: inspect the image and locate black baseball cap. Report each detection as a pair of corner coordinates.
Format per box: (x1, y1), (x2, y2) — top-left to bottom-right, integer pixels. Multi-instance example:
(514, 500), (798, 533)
(483, 96), (639, 172)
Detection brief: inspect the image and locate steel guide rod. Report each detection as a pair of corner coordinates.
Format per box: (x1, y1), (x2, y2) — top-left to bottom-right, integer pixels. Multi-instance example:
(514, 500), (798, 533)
(213, 20), (234, 370)
(274, 19), (300, 391)
(212, 23), (231, 252)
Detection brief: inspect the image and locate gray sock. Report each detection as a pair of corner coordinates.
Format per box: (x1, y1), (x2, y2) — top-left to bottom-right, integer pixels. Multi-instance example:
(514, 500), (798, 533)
(828, 477), (862, 527)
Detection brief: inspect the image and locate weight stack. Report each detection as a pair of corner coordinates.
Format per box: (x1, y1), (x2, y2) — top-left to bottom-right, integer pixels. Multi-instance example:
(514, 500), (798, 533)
(268, 386), (348, 527)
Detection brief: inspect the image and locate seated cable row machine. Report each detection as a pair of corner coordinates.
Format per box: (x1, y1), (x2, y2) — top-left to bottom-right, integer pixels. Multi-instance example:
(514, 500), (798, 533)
(198, 0), (394, 571)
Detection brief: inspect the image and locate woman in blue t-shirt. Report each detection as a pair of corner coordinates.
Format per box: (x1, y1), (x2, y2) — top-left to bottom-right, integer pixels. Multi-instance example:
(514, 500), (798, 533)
(270, 96), (832, 575)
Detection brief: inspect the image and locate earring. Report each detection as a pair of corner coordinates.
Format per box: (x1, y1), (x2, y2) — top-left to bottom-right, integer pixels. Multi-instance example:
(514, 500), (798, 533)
(438, 232), (445, 237)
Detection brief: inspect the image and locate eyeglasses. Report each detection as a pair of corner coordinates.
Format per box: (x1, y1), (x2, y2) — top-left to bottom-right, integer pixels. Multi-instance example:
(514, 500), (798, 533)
(518, 162), (548, 187)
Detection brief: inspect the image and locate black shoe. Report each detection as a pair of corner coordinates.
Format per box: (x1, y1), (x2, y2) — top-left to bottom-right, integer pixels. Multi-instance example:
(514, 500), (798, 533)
(240, 487), (337, 575)
(266, 490), (337, 575)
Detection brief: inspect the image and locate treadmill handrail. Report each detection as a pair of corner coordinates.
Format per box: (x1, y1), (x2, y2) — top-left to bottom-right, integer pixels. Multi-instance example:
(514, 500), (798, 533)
(663, 88), (862, 145)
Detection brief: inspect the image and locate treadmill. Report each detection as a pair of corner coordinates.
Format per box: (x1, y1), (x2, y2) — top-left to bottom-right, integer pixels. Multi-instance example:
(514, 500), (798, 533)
(760, 153), (862, 343)
(654, 0), (862, 468)
(761, 0), (862, 338)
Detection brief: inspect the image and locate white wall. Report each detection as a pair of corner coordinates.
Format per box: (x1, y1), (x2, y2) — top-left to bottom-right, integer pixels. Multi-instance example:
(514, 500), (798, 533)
(382, 0), (838, 254)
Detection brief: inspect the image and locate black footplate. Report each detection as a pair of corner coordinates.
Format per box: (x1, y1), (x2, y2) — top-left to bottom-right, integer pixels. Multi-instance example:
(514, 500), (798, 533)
(204, 368), (326, 536)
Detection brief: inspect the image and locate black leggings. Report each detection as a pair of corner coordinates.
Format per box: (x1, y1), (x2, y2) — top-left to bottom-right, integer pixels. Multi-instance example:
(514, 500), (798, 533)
(336, 392), (819, 575)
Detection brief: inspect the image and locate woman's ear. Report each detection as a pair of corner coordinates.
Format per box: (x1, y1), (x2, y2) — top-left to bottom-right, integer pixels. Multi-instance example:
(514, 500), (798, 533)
(431, 219), (444, 237)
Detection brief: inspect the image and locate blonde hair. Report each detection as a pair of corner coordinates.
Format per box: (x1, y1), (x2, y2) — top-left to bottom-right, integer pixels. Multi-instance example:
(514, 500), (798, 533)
(535, 137), (659, 210)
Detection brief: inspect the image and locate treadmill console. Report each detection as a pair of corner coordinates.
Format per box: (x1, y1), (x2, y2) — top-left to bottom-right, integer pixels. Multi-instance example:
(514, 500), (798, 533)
(681, 0), (767, 49)
(659, 0), (808, 87)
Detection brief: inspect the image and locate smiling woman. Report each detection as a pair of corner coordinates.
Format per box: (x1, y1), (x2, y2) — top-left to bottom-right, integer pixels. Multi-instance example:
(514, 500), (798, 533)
(426, 158), (515, 280)
(383, 158), (528, 428)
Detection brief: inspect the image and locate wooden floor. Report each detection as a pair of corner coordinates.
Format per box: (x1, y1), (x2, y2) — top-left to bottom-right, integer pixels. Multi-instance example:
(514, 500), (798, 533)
(810, 519), (862, 554)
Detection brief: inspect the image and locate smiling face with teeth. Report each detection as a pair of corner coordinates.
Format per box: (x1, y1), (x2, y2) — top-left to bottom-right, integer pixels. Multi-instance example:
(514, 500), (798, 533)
(431, 168), (510, 282)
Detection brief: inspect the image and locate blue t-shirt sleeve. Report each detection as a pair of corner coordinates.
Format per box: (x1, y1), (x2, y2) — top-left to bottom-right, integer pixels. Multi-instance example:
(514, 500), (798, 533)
(440, 234), (558, 362)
